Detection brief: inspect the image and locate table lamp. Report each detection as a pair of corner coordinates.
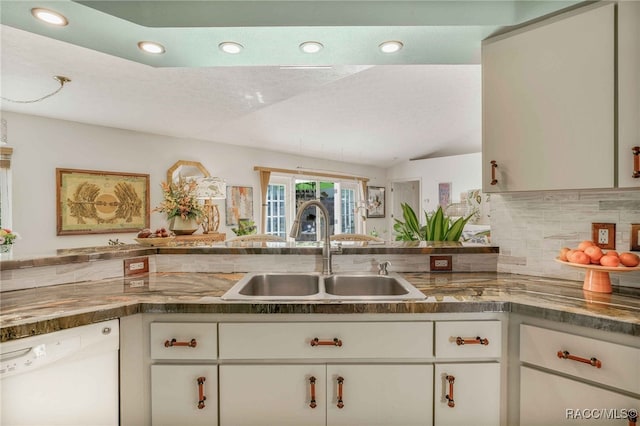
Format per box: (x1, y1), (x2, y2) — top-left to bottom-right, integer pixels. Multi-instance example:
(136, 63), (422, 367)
(195, 177), (226, 234)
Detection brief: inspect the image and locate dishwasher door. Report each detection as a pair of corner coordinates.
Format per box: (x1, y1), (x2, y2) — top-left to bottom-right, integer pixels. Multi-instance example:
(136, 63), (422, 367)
(0, 319), (119, 426)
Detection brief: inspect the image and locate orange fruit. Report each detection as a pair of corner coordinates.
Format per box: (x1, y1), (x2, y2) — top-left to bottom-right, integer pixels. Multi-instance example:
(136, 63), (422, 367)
(583, 246), (603, 264)
(559, 247), (571, 261)
(600, 255), (620, 267)
(570, 251), (590, 265)
(619, 252), (640, 267)
(578, 240), (595, 251)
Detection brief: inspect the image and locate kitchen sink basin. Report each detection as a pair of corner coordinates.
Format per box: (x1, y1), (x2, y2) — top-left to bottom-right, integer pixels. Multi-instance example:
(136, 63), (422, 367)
(324, 274), (409, 296)
(221, 272), (425, 301)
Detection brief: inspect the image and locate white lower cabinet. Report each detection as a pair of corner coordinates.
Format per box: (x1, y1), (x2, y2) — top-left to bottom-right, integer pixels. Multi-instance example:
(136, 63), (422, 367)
(151, 365), (218, 426)
(520, 366), (638, 426)
(325, 364), (433, 426)
(219, 363), (433, 426)
(434, 363), (501, 426)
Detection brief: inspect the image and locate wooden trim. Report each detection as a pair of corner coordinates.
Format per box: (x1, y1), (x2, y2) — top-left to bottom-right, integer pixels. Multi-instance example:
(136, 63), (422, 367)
(253, 166), (369, 183)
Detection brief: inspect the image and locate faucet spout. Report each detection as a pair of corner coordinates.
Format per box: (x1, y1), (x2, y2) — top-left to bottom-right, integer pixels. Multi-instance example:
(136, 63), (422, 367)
(290, 199), (333, 275)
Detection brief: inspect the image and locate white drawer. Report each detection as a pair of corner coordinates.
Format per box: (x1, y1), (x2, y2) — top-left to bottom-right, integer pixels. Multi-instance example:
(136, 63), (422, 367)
(435, 321), (502, 359)
(520, 324), (640, 395)
(219, 322), (433, 360)
(150, 323), (218, 360)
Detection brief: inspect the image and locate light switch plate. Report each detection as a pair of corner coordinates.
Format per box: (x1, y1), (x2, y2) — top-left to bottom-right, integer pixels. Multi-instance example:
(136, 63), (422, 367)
(631, 224), (640, 251)
(591, 223), (616, 250)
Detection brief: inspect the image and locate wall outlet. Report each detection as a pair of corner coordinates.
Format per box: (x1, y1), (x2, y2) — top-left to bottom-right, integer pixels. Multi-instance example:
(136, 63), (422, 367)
(430, 255), (453, 272)
(591, 223), (616, 250)
(124, 257), (149, 276)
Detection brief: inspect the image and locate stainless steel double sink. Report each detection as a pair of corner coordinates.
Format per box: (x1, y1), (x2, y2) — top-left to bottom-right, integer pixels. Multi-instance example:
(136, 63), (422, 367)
(221, 272), (426, 301)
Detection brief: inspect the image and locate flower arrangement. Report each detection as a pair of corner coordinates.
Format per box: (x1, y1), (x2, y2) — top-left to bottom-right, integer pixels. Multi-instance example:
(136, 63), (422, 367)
(154, 177), (204, 220)
(0, 228), (18, 248)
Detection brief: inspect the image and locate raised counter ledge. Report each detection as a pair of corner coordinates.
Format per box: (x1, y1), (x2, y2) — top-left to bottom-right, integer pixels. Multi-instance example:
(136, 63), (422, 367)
(1, 272), (639, 342)
(0, 241), (498, 271)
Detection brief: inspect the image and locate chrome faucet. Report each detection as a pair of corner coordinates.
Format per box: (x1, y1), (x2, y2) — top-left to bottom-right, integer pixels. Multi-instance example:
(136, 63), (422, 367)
(378, 261), (391, 275)
(290, 199), (334, 275)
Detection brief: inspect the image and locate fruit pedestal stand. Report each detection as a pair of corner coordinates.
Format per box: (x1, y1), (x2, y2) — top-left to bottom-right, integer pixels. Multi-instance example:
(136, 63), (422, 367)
(555, 258), (640, 293)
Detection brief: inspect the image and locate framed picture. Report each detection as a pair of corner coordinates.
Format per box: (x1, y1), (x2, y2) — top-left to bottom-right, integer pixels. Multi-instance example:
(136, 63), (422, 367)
(56, 168), (150, 235)
(225, 186), (253, 226)
(367, 186), (385, 218)
(438, 182), (452, 208)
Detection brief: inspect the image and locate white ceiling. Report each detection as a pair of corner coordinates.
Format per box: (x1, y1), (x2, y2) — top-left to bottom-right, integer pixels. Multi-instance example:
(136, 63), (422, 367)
(0, 1), (580, 168)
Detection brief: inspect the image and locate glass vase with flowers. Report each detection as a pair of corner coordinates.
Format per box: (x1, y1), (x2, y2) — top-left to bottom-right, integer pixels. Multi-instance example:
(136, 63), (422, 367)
(154, 177), (204, 235)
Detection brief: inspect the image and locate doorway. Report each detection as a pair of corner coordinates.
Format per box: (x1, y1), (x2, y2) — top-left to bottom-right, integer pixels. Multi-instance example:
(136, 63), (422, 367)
(391, 179), (421, 223)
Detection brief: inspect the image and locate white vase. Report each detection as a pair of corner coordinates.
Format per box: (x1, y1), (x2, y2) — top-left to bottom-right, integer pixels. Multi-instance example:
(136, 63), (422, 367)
(169, 217), (199, 235)
(0, 244), (12, 254)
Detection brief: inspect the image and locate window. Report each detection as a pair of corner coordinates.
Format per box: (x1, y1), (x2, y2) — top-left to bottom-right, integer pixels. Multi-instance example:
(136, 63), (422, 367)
(265, 183), (287, 239)
(263, 175), (363, 242)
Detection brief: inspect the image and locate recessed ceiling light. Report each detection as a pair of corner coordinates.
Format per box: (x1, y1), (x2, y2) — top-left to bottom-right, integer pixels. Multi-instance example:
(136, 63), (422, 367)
(31, 8), (68, 26)
(138, 41), (165, 54)
(219, 42), (243, 54)
(299, 41), (323, 54)
(379, 40), (404, 54)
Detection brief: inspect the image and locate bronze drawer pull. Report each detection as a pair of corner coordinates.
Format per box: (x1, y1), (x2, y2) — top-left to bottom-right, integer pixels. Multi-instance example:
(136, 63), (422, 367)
(336, 376), (344, 409)
(197, 377), (206, 409)
(310, 337), (342, 347)
(164, 338), (197, 348)
(633, 146), (640, 178)
(456, 336), (489, 346)
(557, 350), (602, 368)
(445, 375), (455, 408)
(309, 376), (317, 409)
(490, 160), (498, 185)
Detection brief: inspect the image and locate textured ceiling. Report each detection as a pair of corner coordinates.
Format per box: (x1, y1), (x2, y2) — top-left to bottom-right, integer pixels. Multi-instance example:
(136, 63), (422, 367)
(0, 1), (582, 167)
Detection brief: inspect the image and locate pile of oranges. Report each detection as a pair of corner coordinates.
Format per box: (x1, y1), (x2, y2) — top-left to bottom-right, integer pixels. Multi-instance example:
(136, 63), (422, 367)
(558, 241), (639, 267)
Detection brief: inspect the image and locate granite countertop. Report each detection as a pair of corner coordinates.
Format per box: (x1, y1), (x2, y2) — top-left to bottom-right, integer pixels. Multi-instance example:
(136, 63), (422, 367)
(0, 241), (498, 271)
(2, 272), (639, 342)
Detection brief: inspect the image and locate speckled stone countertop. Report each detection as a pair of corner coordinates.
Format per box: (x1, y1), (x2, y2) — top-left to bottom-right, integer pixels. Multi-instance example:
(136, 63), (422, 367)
(0, 241), (498, 271)
(1, 272), (639, 342)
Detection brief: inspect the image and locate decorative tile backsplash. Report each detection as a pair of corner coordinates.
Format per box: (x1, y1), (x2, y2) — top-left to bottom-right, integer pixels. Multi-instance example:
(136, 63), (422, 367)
(491, 189), (640, 288)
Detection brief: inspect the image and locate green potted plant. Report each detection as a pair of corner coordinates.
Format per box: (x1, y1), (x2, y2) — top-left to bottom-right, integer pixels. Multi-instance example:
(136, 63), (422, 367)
(393, 203), (474, 242)
(232, 219), (257, 236)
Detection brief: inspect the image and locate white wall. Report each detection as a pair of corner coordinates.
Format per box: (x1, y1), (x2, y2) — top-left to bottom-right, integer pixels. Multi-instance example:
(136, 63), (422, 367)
(2, 111), (385, 255)
(385, 152), (483, 230)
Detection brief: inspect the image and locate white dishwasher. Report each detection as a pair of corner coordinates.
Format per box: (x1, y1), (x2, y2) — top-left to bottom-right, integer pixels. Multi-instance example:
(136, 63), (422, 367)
(0, 319), (119, 426)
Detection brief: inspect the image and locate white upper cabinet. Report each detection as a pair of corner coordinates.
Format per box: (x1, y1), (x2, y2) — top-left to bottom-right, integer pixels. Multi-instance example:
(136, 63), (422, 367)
(482, 3), (617, 192)
(618, 0), (640, 188)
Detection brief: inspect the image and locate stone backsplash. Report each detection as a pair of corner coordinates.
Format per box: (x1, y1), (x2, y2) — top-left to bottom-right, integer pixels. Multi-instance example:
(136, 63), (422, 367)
(491, 189), (640, 288)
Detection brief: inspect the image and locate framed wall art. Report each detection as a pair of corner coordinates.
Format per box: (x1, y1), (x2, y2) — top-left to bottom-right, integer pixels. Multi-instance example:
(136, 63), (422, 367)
(438, 182), (452, 208)
(56, 168), (150, 235)
(225, 185), (254, 226)
(366, 186), (385, 218)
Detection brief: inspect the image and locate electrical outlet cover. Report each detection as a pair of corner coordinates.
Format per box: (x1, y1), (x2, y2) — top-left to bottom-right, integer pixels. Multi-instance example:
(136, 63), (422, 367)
(591, 223), (616, 250)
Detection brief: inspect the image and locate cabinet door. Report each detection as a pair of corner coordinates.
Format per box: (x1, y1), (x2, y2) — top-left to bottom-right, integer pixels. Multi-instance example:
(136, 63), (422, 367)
(618, 0), (640, 188)
(482, 3), (614, 192)
(520, 366), (639, 426)
(434, 363), (500, 426)
(326, 364), (433, 426)
(219, 364), (326, 426)
(151, 364), (218, 426)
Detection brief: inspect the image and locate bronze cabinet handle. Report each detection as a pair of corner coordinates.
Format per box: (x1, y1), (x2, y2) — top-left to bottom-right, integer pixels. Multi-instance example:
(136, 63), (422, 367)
(309, 376), (317, 409)
(557, 350), (602, 368)
(456, 336), (489, 346)
(310, 337), (342, 347)
(633, 146), (640, 178)
(164, 338), (197, 348)
(445, 375), (455, 408)
(197, 377), (206, 409)
(336, 376), (345, 409)
(490, 161), (498, 185)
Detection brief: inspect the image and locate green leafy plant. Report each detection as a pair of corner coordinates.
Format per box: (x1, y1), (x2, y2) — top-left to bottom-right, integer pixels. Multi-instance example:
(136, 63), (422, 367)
(232, 219), (257, 236)
(393, 203), (475, 242)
